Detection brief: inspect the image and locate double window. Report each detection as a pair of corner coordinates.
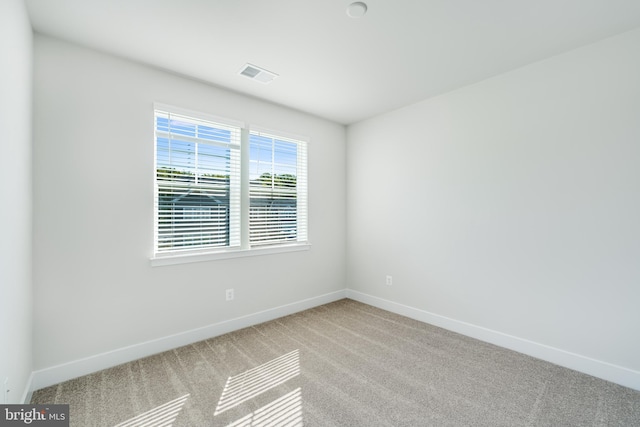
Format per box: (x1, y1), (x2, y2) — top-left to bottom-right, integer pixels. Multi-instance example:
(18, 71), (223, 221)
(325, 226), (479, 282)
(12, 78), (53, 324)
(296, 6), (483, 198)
(153, 104), (308, 262)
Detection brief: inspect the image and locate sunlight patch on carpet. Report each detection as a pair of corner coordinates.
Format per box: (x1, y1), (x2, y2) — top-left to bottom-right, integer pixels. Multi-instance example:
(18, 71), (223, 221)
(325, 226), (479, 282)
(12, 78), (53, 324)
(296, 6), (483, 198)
(226, 387), (302, 427)
(215, 349), (300, 416)
(113, 394), (189, 427)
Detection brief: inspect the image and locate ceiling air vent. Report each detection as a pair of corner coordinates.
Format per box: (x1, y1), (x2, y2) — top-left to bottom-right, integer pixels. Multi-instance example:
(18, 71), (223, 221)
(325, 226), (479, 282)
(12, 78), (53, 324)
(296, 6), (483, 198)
(239, 63), (278, 84)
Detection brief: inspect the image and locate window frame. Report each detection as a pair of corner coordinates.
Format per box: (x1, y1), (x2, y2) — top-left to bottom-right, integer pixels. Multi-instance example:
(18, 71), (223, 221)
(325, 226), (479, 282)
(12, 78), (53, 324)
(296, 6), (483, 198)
(151, 104), (310, 266)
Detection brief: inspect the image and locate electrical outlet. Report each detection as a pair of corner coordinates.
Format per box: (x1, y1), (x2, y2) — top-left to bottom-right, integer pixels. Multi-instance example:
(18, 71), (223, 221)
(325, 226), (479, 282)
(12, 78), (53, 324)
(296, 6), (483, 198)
(386, 275), (393, 286)
(225, 288), (234, 301)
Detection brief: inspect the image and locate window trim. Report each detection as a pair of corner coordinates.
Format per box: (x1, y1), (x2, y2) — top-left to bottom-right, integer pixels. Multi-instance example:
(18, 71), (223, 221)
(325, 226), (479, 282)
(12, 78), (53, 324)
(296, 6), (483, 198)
(150, 243), (311, 267)
(150, 103), (310, 266)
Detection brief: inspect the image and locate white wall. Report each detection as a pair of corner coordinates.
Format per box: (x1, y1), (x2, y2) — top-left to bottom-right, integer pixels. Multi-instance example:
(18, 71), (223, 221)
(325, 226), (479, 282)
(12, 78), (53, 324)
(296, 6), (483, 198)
(32, 36), (346, 376)
(347, 28), (640, 387)
(0, 0), (33, 403)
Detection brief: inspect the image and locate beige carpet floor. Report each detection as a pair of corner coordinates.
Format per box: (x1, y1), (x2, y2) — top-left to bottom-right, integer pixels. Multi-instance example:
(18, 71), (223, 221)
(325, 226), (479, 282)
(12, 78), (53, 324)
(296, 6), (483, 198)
(31, 299), (640, 426)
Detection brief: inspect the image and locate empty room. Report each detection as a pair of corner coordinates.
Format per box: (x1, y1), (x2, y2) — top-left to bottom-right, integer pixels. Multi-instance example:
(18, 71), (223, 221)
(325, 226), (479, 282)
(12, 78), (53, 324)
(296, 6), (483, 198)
(2, 0), (640, 425)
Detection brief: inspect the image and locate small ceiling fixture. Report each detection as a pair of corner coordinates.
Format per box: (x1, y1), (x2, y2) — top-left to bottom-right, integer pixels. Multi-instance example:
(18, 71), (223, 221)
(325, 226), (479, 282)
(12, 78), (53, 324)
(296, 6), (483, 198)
(239, 63), (278, 84)
(346, 2), (368, 18)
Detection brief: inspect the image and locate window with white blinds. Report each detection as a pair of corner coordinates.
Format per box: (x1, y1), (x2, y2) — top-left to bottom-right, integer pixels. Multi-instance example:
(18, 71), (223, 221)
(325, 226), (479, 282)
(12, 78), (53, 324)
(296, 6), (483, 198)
(249, 130), (308, 246)
(154, 108), (241, 253)
(153, 105), (308, 259)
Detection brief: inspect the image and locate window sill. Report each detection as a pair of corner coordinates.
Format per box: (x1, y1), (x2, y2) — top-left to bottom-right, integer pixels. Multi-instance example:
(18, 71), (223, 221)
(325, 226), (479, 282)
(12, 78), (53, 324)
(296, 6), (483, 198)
(150, 243), (311, 267)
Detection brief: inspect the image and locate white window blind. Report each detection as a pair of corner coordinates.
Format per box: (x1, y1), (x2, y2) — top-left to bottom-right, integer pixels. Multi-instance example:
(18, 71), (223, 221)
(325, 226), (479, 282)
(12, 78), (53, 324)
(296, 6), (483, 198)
(154, 108), (241, 254)
(153, 105), (308, 260)
(249, 130), (308, 246)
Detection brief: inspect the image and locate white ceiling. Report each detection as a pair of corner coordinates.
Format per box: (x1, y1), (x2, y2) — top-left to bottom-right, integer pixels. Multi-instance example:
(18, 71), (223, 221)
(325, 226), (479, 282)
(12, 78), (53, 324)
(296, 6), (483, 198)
(25, 0), (640, 125)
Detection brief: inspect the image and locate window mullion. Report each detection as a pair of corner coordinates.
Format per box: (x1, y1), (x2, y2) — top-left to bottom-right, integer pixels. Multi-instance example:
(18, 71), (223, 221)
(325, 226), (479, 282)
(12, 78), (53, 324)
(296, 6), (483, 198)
(240, 128), (250, 250)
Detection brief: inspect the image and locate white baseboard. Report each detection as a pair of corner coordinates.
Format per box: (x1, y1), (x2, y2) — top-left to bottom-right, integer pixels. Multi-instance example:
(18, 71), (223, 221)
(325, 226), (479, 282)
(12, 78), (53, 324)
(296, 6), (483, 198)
(28, 288), (640, 398)
(346, 289), (640, 392)
(30, 290), (347, 394)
